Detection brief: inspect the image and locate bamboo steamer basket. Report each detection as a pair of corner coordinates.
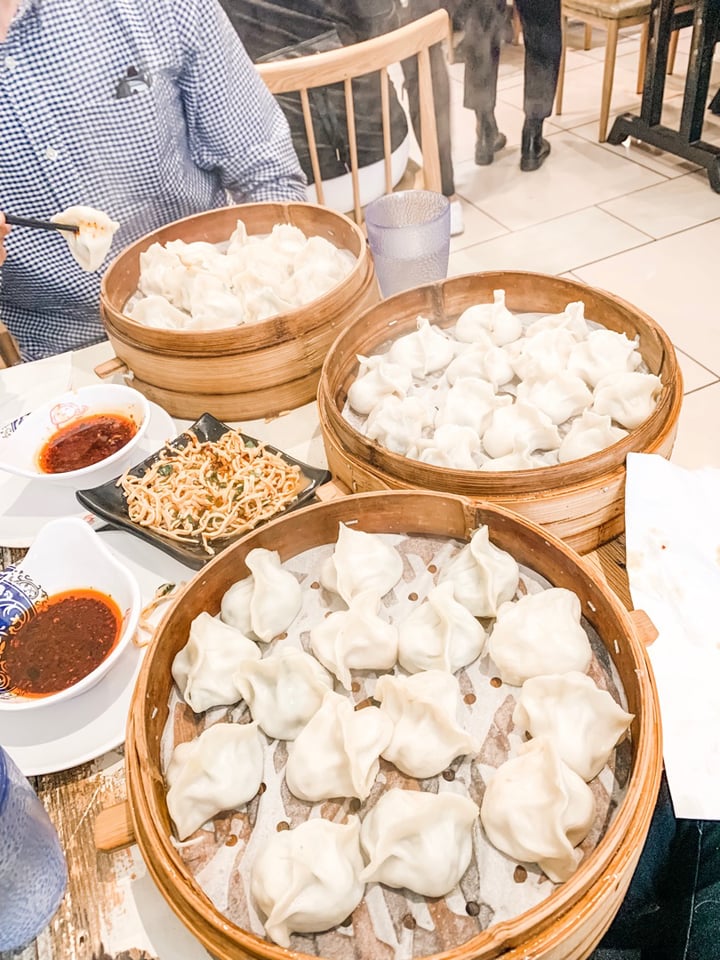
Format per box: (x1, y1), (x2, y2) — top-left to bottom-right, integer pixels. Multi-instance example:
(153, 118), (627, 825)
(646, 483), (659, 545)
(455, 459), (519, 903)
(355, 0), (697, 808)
(126, 490), (662, 960)
(317, 272), (683, 554)
(99, 202), (378, 421)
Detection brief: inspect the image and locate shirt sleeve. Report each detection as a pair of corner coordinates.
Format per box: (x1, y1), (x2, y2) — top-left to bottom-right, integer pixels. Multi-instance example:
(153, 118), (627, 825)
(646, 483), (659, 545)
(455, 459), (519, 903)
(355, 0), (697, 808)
(173, 0), (307, 203)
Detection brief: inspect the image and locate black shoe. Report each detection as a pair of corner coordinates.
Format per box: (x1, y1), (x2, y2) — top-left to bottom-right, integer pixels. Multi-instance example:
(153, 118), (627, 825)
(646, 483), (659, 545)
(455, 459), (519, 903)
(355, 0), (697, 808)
(475, 115), (507, 166)
(520, 120), (551, 172)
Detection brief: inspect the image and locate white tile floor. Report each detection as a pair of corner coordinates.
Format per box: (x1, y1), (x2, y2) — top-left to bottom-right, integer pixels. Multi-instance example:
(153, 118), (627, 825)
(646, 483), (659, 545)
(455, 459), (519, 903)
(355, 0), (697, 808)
(445, 22), (720, 469)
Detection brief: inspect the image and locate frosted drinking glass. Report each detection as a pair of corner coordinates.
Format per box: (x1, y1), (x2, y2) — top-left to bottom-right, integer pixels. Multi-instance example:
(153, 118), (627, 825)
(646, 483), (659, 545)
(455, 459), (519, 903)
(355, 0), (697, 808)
(365, 190), (451, 298)
(0, 745), (68, 951)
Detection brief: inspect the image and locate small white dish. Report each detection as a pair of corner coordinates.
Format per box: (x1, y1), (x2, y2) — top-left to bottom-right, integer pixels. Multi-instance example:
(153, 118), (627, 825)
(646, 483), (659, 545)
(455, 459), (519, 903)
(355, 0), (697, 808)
(0, 517), (141, 710)
(0, 529), (195, 775)
(0, 400), (176, 547)
(0, 383), (150, 485)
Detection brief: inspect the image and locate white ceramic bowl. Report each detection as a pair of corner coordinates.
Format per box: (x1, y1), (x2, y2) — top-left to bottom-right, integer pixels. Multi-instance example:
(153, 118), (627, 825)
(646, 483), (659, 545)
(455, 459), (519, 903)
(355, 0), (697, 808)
(0, 383), (151, 486)
(0, 517), (142, 710)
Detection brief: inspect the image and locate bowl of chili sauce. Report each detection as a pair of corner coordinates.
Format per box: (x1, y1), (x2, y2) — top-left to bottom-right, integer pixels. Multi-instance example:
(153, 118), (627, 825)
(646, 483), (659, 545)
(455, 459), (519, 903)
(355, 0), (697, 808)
(0, 384), (151, 485)
(0, 516), (142, 710)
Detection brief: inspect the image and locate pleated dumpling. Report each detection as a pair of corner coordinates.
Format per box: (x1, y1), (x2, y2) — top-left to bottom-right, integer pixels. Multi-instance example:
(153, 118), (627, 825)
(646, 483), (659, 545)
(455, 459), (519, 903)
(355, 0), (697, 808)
(347, 354), (413, 416)
(488, 587), (592, 686)
(454, 289), (522, 346)
(359, 788), (479, 897)
(171, 612), (261, 713)
(483, 401), (561, 459)
(137, 241), (191, 310)
(568, 328), (643, 388)
(509, 328), (576, 382)
(219, 548), (302, 642)
(435, 377), (507, 435)
(166, 721), (264, 840)
(415, 424), (484, 471)
(364, 393), (436, 455)
(51, 204), (120, 272)
(387, 316), (455, 377)
(438, 524), (519, 618)
(285, 691), (393, 802)
(480, 737), (595, 882)
(446, 334), (515, 389)
(375, 671), (480, 778)
(234, 648), (333, 740)
(558, 410), (628, 463)
(479, 449), (540, 471)
(592, 371), (662, 430)
(127, 294), (191, 330)
(516, 374), (593, 426)
(320, 523), (403, 605)
(251, 816), (365, 948)
(397, 581), (487, 674)
(525, 300), (589, 341)
(310, 590), (398, 690)
(513, 672), (634, 781)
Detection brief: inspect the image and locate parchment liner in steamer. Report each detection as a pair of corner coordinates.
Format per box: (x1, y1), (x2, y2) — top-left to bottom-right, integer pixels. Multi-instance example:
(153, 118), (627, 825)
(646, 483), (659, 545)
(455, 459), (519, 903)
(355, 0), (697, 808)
(161, 532), (632, 960)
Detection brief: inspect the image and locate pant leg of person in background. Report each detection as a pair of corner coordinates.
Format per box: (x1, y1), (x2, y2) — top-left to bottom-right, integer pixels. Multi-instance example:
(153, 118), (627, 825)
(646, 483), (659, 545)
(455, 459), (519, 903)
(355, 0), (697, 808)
(459, 0), (508, 165)
(395, 0), (465, 234)
(513, 0), (561, 171)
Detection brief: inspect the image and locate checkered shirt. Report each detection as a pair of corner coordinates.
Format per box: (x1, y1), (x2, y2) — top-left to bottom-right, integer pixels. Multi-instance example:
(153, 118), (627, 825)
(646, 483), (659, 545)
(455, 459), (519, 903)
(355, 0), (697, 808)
(0, 0), (307, 360)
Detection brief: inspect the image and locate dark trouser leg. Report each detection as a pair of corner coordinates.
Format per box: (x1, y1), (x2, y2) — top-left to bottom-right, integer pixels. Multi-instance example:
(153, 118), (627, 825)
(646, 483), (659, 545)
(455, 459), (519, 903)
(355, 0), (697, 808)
(513, 0), (562, 120)
(399, 0), (456, 197)
(461, 0), (507, 163)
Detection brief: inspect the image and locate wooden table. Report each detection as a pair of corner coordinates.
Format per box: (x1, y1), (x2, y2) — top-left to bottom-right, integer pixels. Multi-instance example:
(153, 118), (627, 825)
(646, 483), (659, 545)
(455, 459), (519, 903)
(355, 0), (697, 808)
(1, 534), (633, 960)
(0, 342), (637, 960)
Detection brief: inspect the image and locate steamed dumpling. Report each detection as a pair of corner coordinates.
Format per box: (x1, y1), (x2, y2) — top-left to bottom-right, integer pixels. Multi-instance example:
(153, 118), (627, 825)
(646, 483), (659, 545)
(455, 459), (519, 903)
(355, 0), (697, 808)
(592, 371), (662, 430)
(568, 328), (643, 388)
(435, 377), (509, 435)
(285, 691), (393, 802)
(445, 333), (515, 389)
(387, 316), (455, 376)
(482, 402), (561, 459)
(488, 587), (592, 686)
(454, 290), (522, 346)
(397, 581), (487, 674)
(359, 788), (479, 897)
(251, 817), (365, 948)
(310, 590), (398, 689)
(439, 524), (519, 618)
(51, 205), (120, 272)
(127, 294), (191, 329)
(375, 670), (480, 778)
(558, 410), (628, 463)
(509, 328), (576, 382)
(320, 523), (403, 605)
(414, 424), (484, 470)
(513, 672), (634, 781)
(364, 393), (436, 455)
(234, 648), (333, 740)
(480, 737), (595, 882)
(347, 354), (413, 415)
(171, 612), (260, 713)
(166, 721), (264, 840)
(516, 374), (593, 426)
(219, 548), (302, 642)
(525, 301), (589, 341)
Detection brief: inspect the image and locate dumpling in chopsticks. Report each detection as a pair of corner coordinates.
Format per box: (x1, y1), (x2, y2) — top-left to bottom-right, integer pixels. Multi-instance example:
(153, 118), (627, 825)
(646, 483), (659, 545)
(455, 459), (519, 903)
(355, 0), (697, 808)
(51, 204), (120, 272)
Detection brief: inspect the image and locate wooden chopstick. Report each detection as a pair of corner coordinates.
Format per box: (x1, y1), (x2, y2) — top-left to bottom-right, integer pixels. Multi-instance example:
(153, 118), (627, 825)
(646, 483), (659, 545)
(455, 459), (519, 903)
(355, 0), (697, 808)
(5, 214), (79, 234)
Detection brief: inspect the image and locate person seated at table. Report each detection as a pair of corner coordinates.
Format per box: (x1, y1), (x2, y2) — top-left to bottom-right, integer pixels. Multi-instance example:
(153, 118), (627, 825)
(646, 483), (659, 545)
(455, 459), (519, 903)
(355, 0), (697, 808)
(0, 0), (306, 362)
(456, 0), (562, 172)
(221, 0), (465, 234)
(589, 773), (720, 959)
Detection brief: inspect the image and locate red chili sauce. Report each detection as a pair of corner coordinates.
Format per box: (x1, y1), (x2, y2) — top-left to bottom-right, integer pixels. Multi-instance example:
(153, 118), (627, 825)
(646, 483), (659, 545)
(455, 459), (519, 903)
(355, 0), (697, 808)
(0, 589), (122, 698)
(38, 413), (138, 473)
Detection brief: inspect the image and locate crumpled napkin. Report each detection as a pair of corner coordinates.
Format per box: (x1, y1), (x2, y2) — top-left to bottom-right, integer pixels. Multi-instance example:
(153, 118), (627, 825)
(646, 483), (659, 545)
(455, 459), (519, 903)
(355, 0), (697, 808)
(0, 353), (73, 435)
(625, 451), (720, 820)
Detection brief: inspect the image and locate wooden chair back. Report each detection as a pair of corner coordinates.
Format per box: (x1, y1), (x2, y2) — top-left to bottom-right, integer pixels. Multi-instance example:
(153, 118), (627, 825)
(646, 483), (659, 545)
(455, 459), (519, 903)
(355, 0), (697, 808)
(256, 9), (451, 224)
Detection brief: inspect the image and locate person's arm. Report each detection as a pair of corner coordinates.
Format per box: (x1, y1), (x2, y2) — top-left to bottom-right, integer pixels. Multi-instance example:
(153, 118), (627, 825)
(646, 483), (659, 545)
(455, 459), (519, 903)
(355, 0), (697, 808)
(0, 214), (9, 266)
(174, 0), (307, 203)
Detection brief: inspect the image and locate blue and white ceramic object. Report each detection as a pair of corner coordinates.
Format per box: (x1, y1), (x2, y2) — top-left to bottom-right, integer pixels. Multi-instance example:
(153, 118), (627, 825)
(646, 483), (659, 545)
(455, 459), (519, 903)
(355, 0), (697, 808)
(0, 517), (142, 711)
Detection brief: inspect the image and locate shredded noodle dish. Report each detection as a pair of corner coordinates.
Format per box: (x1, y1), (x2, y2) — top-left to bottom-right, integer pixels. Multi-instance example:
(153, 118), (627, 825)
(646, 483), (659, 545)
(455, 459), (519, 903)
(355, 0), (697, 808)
(118, 431), (302, 553)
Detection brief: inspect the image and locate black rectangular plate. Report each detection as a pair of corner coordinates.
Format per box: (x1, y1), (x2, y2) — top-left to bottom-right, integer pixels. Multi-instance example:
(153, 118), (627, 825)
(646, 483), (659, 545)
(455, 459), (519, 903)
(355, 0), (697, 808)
(76, 412), (331, 570)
